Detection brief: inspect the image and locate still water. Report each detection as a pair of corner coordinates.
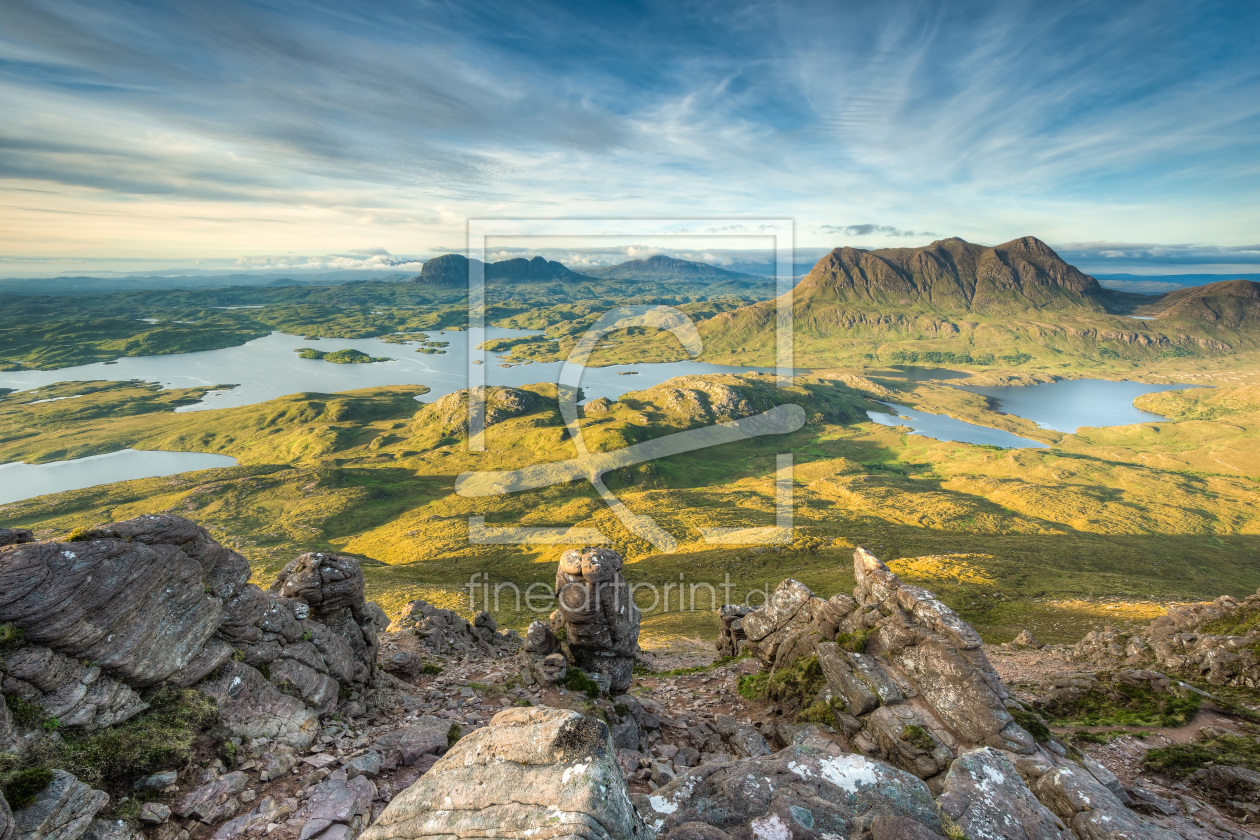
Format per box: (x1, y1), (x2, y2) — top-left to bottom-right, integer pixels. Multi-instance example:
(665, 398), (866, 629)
(866, 403), (1048, 449)
(0, 329), (774, 412)
(0, 450), (237, 505)
(957, 379), (1193, 432)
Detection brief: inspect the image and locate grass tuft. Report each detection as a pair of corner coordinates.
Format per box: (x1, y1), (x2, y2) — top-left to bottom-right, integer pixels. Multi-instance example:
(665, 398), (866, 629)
(766, 655), (827, 709)
(1144, 732), (1260, 778)
(834, 629), (872, 654)
(1, 767), (53, 810)
(901, 724), (935, 752)
(560, 668), (601, 698)
(1040, 680), (1201, 728)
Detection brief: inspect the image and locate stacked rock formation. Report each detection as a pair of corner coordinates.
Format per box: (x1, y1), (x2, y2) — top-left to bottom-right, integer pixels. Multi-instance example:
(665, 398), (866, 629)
(714, 604), (751, 658)
(518, 619), (568, 686)
(1067, 590), (1260, 687)
(731, 549), (1037, 790)
(552, 547), (640, 694)
(0, 515), (385, 750)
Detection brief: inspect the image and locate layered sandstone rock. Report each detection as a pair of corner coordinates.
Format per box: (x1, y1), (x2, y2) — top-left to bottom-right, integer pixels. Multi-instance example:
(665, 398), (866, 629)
(360, 707), (652, 840)
(1067, 591), (1260, 687)
(553, 547), (640, 694)
(0, 516), (380, 745)
(722, 548), (1035, 789)
(9, 771), (108, 840)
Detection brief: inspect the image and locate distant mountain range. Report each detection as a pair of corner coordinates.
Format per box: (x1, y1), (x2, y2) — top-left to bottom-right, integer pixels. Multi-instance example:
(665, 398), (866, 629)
(582, 254), (764, 284)
(412, 254), (585, 287)
(411, 252), (773, 296)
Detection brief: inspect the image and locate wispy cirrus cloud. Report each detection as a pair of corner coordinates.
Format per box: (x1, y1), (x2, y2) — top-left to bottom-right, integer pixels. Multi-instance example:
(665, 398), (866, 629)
(816, 224), (937, 238)
(0, 0), (1257, 276)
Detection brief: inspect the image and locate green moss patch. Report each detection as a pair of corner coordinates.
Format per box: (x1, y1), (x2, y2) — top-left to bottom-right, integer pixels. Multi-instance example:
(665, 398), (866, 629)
(560, 668), (600, 698)
(1008, 708), (1052, 742)
(835, 629), (872, 654)
(901, 725), (935, 751)
(3, 693), (47, 729)
(0, 623), (25, 654)
(1, 767), (54, 810)
(766, 655), (827, 708)
(12, 686), (218, 788)
(737, 672), (768, 700)
(1144, 733), (1260, 778)
(1040, 681), (1201, 728)
(795, 702), (838, 725)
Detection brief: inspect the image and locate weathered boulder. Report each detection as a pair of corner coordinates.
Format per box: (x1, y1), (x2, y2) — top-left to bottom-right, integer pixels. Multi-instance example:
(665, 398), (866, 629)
(645, 728), (943, 838)
(817, 642), (880, 716)
(740, 579), (821, 668)
(10, 770), (108, 840)
(270, 552), (380, 683)
(0, 534), (227, 686)
(1, 791), (12, 840)
(0, 529), (33, 547)
(715, 605), (751, 659)
(862, 705), (954, 781)
(371, 718), (454, 767)
(292, 776), (376, 840)
(0, 516), (382, 733)
(869, 815), (948, 840)
(554, 547), (640, 694)
(174, 771), (249, 824)
(360, 707), (651, 840)
(518, 620), (568, 686)
(1013, 630), (1041, 649)
(196, 661), (319, 750)
(523, 619), (561, 656)
(80, 819), (143, 840)
(137, 803), (171, 825)
(723, 549), (1035, 784)
(1019, 754), (1183, 840)
(1068, 589), (1260, 685)
(938, 748), (1071, 840)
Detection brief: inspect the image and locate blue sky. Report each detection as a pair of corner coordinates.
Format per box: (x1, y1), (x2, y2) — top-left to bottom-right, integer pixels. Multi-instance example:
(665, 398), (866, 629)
(1, 0), (1258, 276)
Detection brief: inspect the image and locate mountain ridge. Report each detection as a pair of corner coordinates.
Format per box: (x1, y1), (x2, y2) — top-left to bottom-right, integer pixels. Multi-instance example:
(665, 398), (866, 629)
(411, 254), (591, 288)
(793, 235), (1109, 313)
(583, 254), (764, 283)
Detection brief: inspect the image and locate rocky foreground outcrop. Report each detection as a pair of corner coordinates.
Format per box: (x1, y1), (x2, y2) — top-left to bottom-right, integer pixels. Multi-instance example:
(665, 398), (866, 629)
(0, 516), (387, 751)
(362, 707), (651, 840)
(1066, 590), (1260, 688)
(4, 524), (1258, 840)
(730, 548), (1034, 789)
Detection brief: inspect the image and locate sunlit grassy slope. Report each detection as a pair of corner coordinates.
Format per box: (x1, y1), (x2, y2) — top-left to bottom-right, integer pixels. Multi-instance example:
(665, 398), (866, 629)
(3, 374), (1260, 646)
